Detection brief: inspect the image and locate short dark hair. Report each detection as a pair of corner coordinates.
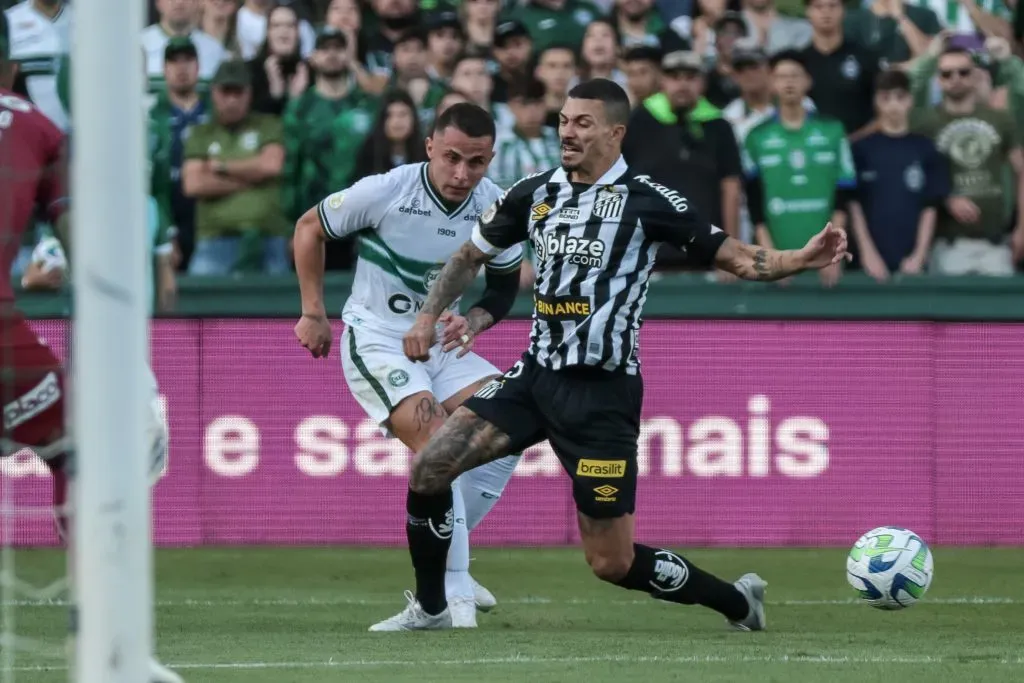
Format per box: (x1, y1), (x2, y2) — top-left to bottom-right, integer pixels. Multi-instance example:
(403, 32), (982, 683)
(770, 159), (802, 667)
(508, 76), (547, 102)
(537, 43), (577, 65)
(584, 17), (621, 46)
(394, 27), (427, 50)
(875, 68), (910, 93)
(939, 45), (974, 61)
(769, 49), (807, 73)
(432, 101), (496, 140)
(566, 78), (631, 125)
(623, 45), (663, 66)
(451, 51), (488, 74)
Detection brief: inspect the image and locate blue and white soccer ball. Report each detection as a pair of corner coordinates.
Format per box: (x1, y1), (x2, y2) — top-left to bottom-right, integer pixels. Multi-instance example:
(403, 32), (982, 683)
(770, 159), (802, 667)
(846, 526), (934, 610)
(30, 236), (68, 273)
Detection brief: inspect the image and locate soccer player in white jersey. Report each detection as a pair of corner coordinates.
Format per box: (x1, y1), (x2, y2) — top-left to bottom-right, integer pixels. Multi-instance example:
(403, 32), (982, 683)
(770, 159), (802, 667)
(5, 0), (71, 130)
(293, 103), (524, 631)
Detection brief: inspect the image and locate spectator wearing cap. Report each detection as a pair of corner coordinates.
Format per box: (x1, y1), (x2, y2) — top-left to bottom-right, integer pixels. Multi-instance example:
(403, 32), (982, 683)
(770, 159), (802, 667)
(236, 0), (316, 61)
(462, 0), (503, 52)
(364, 0), (421, 76)
(622, 45), (663, 105)
(740, 0), (811, 54)
(247, 2), (311, 115)
(612, 0), (668, 49)
(912, 46), (1024, 275)
(506, 0), (602, 53)
(183, 59), (290, 275)
(850, 69), (948, 281)
(153, 37), (213, 271)
(282, 27), (378, 232)
(492, 20), (534, 105)
(800, 0), (881, 140)
(623, 50), (743, 271)
(390, 28), (448, 129)
(742, 50), (854, 286)
(705, 11), (748, 108)
(426, 11), (465, 81)
(534, 44), (578, 127)
(843, 1), (939, 69)
(722, 40), (816, 243)
(578, 18), (629, 89)
(143, 0), (228, 93)
(489, 77), (561, 189)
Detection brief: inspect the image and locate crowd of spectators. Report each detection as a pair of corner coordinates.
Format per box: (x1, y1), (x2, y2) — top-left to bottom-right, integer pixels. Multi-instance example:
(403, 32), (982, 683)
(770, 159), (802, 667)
(4, 0), (1024, 305)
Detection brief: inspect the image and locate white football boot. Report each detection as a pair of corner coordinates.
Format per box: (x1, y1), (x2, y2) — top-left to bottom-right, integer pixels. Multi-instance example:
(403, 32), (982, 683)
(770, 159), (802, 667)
(449, 596), (478, 628)
(728, 573), (767, 631)
(471, 576), (497, 612)
(149, 658), (184, 683)
(368, 590), (453, 632)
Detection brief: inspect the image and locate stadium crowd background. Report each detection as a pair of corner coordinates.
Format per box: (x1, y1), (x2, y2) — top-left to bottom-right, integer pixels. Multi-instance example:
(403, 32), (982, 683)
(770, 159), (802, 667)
(3, 0), (1024, 309)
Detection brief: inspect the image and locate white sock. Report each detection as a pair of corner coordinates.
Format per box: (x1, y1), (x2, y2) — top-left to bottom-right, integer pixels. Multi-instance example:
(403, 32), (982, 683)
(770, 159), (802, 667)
(445, 478), (473, 600)
(460, 454), (521, 530)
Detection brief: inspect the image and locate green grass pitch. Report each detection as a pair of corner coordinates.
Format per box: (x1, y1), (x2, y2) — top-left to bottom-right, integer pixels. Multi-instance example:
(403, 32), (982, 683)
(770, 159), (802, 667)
(9, 547), (1024, 682)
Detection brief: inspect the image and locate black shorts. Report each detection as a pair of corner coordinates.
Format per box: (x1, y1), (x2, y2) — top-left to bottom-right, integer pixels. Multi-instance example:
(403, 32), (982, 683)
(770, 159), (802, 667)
(463, 353), (643, 519)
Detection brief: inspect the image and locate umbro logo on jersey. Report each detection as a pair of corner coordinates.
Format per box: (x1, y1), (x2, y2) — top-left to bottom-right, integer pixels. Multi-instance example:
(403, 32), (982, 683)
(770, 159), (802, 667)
(530, 202), (552, 221)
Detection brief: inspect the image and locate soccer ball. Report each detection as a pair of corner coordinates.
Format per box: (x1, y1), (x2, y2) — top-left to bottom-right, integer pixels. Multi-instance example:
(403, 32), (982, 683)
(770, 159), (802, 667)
(31, 236), (68, 273)
(846, 526), (934, 610)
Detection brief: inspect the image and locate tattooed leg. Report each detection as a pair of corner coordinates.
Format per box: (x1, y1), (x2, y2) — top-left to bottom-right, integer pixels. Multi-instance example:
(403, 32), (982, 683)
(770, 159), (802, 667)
(406, 407), (511, 615)
(410, 407), (512, 495)
(389, 391), (449, 452)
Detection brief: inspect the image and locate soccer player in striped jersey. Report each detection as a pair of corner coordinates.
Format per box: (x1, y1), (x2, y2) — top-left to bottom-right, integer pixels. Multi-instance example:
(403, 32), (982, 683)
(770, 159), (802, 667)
(293, 103), (524, 630)
(389, 79), (850, 632)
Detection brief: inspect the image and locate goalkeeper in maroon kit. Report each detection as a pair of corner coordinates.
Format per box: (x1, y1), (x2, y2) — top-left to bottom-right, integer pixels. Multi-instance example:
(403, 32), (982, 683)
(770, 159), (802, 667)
(0, 46), (183, 683)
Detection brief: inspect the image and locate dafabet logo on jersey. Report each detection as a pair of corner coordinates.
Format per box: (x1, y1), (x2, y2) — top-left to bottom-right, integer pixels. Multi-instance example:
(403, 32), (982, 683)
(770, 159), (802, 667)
(576, 459), (626, 478)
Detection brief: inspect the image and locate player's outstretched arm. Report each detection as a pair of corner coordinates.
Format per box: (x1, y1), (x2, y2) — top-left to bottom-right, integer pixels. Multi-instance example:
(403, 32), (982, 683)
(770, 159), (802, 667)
(714, 222), (851, 281)
(422, 240), (493, 318)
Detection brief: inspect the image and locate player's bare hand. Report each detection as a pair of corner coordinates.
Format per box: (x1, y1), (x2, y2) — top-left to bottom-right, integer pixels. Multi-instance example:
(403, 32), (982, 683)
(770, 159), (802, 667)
(800, 222), (851, 270)
(439, 311), (476, 357)
(20, 262), (64, 291)
(295, 313), (332, 358)
(403, 314), (437, 362)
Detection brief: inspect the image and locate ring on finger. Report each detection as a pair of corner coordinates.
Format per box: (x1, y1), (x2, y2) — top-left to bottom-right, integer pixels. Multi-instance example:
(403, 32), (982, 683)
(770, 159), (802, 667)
(460, 334), (470, 344)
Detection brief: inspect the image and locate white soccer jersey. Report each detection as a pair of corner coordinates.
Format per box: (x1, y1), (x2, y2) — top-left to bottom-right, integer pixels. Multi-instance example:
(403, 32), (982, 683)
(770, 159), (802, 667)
(141, 25), (227, 90)
(5, 0), (71, 131)
(318, 163), (524, 337)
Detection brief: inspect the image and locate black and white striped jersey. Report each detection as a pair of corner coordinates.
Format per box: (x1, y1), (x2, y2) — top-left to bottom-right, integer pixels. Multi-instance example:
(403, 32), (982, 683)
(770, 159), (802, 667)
(471, 156), (728, 375)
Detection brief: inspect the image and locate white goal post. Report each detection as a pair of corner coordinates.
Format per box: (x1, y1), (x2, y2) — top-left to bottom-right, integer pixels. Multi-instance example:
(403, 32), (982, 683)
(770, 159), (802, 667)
(70, 0), (154, 680)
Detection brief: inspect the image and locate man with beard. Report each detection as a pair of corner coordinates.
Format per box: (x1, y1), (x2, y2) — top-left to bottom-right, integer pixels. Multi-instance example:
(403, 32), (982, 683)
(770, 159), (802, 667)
(5, 0), (71, 130)
(283, 27), (378, 270)
(612, 0), (667, 50)
(913, 46), (1024, 275)
(364, 0), (420, 77)
(283, 26), (375, 191)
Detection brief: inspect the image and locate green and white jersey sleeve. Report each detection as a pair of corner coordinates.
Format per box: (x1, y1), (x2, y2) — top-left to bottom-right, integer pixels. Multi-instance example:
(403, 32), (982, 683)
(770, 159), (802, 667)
(330, 163), (522, 336)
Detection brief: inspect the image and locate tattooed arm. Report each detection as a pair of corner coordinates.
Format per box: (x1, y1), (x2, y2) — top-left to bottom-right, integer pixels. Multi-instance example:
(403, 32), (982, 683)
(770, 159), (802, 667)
(713, 224), (850, 281)
(421, 240), (493, 318)
(713, 238), (811, 281)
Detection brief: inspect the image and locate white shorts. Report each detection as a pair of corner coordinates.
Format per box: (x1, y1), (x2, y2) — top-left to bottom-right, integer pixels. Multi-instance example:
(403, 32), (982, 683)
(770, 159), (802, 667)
(930, 238), (1014, 276)
(340, 324), (501, 434)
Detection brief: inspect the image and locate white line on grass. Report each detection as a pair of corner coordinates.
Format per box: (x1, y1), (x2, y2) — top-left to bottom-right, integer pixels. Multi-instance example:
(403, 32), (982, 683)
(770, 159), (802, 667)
(11, 654), (1024, 673)
(2, 596), (1016, 608)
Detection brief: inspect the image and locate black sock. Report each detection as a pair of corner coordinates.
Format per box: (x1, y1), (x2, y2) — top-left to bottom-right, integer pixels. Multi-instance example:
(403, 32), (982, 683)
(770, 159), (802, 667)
(615, 544), (749, 621)
(406, 486), (454, 616)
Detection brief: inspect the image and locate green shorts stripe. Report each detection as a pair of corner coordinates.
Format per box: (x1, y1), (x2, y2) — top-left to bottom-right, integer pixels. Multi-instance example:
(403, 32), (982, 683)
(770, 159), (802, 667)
(347, 328), (393, 412)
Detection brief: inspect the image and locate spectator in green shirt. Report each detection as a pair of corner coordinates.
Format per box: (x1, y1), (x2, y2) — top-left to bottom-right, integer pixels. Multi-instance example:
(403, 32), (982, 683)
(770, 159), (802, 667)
(612, 0), (668, 49)
(507, 0), (603, 52)
(389, 28), (448, 129)
(282, 27), (379, 223)
(182, 60), (289, 275)
(844, 0), (942, 68)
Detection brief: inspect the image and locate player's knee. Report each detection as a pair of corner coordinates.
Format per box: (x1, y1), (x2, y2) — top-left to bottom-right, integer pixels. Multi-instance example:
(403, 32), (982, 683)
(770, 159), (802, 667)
(409, 454), (450, 495)
(588, 551), (633, 583)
